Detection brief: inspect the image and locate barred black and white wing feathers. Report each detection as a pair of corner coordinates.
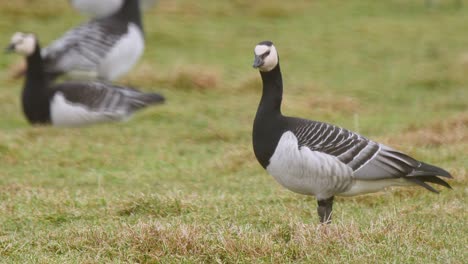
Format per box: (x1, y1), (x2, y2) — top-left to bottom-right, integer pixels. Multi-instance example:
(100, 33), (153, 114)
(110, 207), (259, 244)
(41, 0), (144, 81)
(292, 119), (452, 193)
(41, 19), (127, 78)
(293, 120), (377, 172)
(49, 81), (164, 126)
(55, 81), (164, 112)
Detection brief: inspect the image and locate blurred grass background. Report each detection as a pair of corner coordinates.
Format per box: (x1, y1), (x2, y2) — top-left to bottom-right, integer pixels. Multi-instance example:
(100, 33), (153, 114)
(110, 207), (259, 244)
(0, 0), (466, 263)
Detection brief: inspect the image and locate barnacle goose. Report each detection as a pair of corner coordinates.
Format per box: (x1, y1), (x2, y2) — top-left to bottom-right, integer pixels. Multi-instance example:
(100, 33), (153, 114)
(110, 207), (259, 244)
(69, 0), (157, 18)
(6, 32), (164, 127)
(42, 0), (145, 81)
(252, 41), (452, 224)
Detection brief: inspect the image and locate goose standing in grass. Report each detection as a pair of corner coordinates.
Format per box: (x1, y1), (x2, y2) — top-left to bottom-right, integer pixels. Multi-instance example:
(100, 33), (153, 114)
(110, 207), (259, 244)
(42, 0), (145, 81)
(251, 41), (452, 224)
(6, 32), (164, 127)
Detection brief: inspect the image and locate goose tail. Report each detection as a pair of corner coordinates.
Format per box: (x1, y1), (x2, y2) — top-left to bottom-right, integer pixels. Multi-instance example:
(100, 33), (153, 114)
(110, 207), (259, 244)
(140, 92), (165, 105)
(406, 162), (453, 193)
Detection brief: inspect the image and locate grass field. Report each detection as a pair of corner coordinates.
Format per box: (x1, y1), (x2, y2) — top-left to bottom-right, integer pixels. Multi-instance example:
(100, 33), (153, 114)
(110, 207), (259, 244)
(0, 0), (467, 262)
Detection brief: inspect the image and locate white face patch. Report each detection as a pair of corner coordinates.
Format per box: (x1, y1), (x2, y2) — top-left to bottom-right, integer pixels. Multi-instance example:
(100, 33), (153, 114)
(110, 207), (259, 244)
(254, 44), (278, 72)
(254, 45), (269, 56)
(10, 32), (37, 56)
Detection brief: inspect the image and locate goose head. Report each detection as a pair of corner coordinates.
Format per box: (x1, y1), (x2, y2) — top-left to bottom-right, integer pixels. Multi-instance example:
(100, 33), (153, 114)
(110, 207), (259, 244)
(253, 40), (278, 72)
(5, 32), (37, 56)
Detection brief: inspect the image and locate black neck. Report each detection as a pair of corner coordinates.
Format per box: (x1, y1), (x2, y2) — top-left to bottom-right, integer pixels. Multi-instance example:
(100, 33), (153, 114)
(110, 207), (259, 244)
(253, 63), (286, 168)
(257, 64), (283, 116)
(22, 42), (51, 124)
(113, 0), (143, 31)
(25, 43), (47, 94)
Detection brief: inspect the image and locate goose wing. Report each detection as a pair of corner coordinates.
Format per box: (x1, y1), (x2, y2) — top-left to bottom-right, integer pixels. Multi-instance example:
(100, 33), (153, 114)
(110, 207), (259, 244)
(41, 18), (127, 77)
(291, 119), (451, 192)
(53, 81), (164, 115)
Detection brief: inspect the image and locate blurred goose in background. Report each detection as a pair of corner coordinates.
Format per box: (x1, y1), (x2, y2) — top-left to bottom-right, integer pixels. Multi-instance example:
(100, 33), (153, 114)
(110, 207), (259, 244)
(42, 0), (145, 81)
(69, 0), (158, 18)
(251, 41), (452, 224)
(6, 32), (164, 127)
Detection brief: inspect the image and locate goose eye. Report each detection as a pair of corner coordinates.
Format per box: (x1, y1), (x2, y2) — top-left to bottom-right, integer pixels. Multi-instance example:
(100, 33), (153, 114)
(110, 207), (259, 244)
(262, 51), (270, 58)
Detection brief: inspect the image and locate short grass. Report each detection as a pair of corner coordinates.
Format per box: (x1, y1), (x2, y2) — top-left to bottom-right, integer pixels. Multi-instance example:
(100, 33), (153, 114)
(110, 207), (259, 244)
(0, 0), (467, 263)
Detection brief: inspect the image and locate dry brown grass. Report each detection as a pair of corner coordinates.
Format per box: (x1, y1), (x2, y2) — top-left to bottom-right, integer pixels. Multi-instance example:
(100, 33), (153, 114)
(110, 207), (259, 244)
(169, 65), (220, 91)
(306, 93), (360, 114)
(282, 86), (361, 120)
(383, 112), (468, 147)
(234, 73), (262, 94)
(125, 63), (221, 91)
(209, 146), (256, 174)
(155, 0), (313, 18)
(43, 216), (458, 263)
(6, 59), (26, 81)
(116, 194), (196, 218)
(0, 0), (68, 18)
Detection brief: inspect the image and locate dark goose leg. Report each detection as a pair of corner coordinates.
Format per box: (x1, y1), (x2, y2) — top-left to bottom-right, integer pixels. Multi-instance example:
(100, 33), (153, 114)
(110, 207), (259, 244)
(317, 196), (334, 224)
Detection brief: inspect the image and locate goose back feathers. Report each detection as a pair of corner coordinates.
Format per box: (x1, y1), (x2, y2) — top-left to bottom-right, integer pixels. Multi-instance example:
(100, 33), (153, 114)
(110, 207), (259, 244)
(50, 81), (164, 126)
(42, 0), (144, 81)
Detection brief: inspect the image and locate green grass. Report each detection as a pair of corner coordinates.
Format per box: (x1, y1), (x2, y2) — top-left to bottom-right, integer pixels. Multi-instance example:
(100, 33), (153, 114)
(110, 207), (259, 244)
(0, 0), (467, 262)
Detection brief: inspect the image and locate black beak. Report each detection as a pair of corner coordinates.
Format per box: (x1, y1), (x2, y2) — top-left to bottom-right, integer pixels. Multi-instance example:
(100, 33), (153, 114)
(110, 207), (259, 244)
(252, 55), (264, 68)
(5, 43), (14, 53)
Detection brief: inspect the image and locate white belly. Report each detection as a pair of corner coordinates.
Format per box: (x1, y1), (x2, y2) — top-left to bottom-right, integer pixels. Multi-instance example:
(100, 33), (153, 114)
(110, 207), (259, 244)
(266, 131), (353, 199)
(98, 23), (144, 81)
(340, 178), (414, 196)
(50, 92), (126, 127)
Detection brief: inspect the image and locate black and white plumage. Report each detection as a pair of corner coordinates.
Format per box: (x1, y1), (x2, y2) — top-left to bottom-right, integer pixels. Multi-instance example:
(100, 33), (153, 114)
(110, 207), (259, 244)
(6, 32), (164, 127)
(43, 0), (144, 81)
(252, 41), (452, 224)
